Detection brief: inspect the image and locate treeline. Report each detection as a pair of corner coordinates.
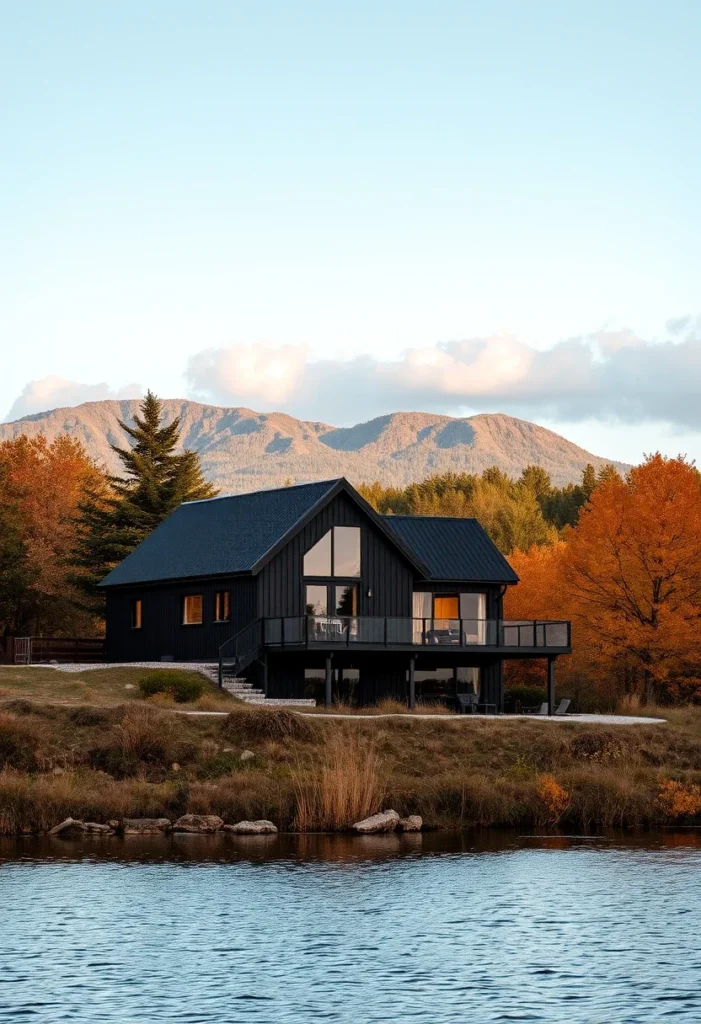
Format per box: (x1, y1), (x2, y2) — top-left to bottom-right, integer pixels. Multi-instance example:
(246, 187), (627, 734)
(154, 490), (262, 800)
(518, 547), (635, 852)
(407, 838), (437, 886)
(363, 456), (701, 708)
(359, 462), (621, 554)
(506, 454), (701, 708)
(0, 392), (215, 637)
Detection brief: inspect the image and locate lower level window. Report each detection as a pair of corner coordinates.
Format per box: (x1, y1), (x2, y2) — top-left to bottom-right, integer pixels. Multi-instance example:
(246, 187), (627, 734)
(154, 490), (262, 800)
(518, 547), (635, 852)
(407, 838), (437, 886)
(214, 590), (231, 622)
(182, 594), (203, 625)
(413, 666), (481, 702)
(304, 667), (359, 703)
(131, 599), (142, 630)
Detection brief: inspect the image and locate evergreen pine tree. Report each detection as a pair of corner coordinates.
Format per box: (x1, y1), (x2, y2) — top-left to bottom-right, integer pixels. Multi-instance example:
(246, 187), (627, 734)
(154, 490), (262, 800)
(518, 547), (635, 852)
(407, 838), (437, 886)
(71, 391), (217, 612)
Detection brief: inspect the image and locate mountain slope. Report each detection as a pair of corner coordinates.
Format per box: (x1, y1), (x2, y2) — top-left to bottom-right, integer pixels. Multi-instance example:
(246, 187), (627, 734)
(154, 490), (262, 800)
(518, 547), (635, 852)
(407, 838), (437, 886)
(0, 400), (627, 490)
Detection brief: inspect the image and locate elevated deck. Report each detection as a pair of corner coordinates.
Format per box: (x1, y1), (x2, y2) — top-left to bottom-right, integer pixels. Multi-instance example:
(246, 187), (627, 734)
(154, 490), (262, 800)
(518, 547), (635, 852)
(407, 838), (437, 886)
(260, 616), (571, 657)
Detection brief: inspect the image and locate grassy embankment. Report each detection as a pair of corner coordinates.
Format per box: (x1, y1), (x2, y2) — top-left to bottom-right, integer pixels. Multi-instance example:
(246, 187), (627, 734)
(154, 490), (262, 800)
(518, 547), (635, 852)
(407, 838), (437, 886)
(1, 667), (701, 835)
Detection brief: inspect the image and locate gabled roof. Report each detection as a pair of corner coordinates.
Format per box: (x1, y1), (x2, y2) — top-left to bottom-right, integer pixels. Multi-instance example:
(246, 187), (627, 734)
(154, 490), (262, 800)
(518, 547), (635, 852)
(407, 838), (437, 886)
(100, 477), (426, 588)
(381, 515), (519, 584)
(100, 479), (340, 587)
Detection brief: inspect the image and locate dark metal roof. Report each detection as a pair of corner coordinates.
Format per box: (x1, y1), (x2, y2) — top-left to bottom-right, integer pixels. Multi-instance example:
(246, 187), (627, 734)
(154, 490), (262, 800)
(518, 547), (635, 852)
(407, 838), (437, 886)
(100, 477), (516, 588)
(381, 515), (519, 584)
(100, 479), (342, 587)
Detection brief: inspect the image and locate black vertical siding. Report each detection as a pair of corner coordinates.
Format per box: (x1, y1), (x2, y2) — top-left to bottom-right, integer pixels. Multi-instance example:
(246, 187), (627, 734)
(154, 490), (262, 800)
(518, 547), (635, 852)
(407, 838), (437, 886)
(106, 575), (257, 662)
(258, 492), (415, 619)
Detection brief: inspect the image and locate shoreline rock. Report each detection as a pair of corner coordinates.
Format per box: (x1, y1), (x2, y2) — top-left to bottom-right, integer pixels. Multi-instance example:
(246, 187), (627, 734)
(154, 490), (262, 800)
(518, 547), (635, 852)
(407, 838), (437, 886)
(398, 815), (423, 832)
(48, 818), (87, 836)
(223, 820), (278, 835)
(122, 818), (172, 835)
(172, 814), (223, 834)
(352, 809), (400, 834)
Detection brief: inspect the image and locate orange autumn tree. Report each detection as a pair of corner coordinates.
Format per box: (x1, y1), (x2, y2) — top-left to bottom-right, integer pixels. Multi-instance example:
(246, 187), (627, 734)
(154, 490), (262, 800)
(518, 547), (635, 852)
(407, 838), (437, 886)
(0, 435), (108, 635)
(504, 541), (573, 695)
(562, 454), (701, 703)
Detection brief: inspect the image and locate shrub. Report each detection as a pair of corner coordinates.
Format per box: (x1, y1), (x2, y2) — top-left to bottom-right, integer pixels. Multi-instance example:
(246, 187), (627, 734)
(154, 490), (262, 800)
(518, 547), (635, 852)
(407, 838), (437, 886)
(221, 705), (316, 743)
(658, 779), (701, 821)
(537, 774), (570, 822)
(0, 712), (47, 771)
(138, 670), (205, 703)
(89, 705), (192, 777)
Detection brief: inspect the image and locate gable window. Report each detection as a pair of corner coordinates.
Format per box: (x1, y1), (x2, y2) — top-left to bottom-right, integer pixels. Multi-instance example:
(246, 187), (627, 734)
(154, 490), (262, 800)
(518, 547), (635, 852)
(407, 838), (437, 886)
(303, 527), (361, 578)
(333, 527), (361, 577)
(131, 598), (142, 630)
(303, 531), (332, 576)
(182, 594), (203, 625)
(214, 590), (231, 623)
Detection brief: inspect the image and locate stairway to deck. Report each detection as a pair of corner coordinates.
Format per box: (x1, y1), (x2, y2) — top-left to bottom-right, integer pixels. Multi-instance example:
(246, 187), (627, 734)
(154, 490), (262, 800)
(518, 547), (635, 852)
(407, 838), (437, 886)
(200, 665), (316, 707)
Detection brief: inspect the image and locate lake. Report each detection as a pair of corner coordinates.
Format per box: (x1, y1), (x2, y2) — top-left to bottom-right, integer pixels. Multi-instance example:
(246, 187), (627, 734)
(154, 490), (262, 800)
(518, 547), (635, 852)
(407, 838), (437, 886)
(1, 831), (700, 1023)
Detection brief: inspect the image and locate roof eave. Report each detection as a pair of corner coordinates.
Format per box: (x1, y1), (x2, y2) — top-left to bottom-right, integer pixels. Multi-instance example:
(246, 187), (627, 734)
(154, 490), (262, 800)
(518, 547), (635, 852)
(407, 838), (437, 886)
(99, 568), (255, 589)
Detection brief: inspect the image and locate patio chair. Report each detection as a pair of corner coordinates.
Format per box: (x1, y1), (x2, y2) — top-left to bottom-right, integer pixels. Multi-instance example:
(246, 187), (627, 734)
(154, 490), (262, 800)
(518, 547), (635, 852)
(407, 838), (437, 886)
(554, 698), (571, 716)
(523, 702), (549, 715)
(456, 693), (497, 715)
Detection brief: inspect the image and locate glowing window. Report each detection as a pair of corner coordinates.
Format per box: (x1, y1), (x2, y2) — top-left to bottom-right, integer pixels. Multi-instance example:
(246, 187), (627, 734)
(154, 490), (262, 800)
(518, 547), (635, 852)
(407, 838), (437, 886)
(182, 594), (203, 625)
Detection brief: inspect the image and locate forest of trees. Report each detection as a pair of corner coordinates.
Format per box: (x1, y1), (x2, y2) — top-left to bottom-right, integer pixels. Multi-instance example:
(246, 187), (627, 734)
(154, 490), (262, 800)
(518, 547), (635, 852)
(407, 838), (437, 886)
(1, 396), (700, 709)
(0, 392), (215, 636)
(358, 462), (620, 554)
(362, 456), (701, 708)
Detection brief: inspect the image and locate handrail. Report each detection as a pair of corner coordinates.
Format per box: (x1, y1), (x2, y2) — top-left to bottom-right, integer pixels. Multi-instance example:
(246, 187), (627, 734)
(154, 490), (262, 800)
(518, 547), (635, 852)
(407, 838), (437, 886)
(218, 619), (263, 687)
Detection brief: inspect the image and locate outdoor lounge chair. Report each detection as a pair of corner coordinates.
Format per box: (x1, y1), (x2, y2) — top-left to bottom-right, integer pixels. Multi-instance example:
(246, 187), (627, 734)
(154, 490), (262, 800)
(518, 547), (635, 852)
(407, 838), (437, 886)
(456, 693), (497, 715)
(523, 699), (572, 716)
(523, 702), (549, 715)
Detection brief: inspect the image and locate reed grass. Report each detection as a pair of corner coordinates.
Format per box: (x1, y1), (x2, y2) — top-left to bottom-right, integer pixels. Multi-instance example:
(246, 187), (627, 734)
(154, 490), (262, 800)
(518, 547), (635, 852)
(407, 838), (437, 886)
(292, 730), (385, 831)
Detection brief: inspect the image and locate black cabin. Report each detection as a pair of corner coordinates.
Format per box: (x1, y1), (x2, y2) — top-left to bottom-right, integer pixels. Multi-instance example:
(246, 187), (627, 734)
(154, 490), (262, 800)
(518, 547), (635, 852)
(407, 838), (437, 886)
(100, 477), (571, 709)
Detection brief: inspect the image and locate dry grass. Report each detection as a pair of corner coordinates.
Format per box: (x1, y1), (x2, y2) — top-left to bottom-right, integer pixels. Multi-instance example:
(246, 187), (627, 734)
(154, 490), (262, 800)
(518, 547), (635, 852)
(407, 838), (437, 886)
(292, 730), (385, 831)
(306, 697), (451, 716)
(1, 695), (700, 835)
(0, 666), (234, 709)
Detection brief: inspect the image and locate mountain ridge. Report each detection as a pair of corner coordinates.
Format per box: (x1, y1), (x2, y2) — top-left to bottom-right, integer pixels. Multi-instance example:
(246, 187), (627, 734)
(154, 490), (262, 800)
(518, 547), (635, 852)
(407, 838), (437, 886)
(0, 399), (628, 490)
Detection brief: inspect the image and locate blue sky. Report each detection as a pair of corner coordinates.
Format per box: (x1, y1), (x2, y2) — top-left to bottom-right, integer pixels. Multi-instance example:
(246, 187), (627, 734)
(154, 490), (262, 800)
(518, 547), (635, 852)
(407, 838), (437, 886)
(2, 1), (700, 464)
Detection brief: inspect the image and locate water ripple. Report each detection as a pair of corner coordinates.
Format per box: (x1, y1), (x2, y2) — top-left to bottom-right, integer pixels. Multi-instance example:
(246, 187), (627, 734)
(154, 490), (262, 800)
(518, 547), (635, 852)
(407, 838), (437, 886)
(1, 840), (700, 1022)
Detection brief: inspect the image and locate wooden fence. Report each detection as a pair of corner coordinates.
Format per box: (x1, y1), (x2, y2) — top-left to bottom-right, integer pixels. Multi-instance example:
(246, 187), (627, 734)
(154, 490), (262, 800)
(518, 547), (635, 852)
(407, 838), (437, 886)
(4, 637), (105, 665)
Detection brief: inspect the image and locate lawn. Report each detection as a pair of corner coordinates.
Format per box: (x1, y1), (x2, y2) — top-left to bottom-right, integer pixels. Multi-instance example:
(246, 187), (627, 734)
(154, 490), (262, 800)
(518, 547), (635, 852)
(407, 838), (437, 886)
(0, 666), (237, 710)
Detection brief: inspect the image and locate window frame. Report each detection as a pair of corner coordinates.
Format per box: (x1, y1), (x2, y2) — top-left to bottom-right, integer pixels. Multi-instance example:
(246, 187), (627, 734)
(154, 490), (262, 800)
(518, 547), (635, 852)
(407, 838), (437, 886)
(182, 593), (204, 626)
(214, 590), (231, 624)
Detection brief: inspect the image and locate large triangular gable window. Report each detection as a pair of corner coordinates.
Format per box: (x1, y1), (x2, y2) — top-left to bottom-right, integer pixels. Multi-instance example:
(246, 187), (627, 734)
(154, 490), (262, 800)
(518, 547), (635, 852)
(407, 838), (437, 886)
(303, 527), (360, 577)
(303, 530), (332, 575)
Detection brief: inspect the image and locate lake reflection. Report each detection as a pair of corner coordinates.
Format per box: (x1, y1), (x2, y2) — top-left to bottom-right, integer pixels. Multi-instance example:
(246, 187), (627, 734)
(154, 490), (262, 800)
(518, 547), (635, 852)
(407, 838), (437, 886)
(1, 832), (700, 1023)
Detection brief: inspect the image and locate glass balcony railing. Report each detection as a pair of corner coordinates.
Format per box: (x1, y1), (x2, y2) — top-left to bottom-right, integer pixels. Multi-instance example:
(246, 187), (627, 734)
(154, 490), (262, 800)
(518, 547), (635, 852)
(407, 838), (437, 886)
(262, 617), (570, 650)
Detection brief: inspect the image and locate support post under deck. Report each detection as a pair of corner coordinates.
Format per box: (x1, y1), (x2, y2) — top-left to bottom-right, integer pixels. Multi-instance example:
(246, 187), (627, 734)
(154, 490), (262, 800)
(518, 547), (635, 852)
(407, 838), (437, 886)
(408, 655), (416, 710)
(547, 655), (556, 716)
(325, 655), (333, 708)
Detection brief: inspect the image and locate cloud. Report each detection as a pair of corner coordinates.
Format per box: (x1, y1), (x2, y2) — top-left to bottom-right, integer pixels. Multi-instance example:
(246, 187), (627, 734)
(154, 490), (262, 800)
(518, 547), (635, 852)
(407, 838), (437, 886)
(185, 319), (701, 428)
(5, 377), (143, 421)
